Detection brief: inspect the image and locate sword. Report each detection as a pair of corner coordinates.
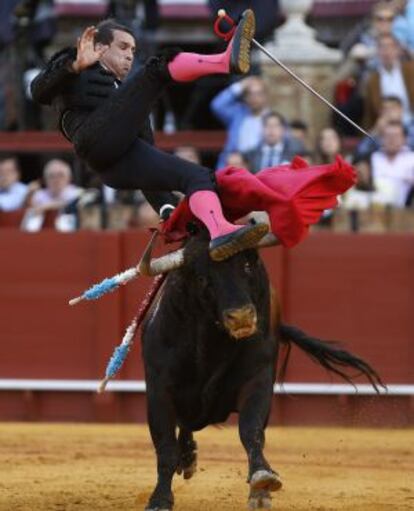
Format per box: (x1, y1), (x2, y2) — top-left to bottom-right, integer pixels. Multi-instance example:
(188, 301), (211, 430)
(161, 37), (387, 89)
(215, 9), (374, 141)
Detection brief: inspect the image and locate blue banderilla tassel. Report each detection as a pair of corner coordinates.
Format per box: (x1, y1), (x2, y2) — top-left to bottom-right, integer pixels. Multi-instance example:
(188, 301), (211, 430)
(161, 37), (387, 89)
(84, 277), (118, 299)
(106, 343), (130, 376)
(98, 318), (138, 393)
(69, 267), (139, 306)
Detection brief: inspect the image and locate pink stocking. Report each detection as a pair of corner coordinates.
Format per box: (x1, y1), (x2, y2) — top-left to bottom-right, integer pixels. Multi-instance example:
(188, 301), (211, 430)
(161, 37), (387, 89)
(189, 191), (241, 239)
(167, 44), (232, 82)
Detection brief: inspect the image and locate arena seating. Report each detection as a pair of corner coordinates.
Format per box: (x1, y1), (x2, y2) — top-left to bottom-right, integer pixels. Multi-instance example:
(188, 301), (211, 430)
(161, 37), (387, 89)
(54, 0), (377, 19)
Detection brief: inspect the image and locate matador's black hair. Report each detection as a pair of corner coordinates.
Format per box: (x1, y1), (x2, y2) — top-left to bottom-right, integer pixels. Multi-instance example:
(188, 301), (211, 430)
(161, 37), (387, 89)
(95, 19), (135, 45)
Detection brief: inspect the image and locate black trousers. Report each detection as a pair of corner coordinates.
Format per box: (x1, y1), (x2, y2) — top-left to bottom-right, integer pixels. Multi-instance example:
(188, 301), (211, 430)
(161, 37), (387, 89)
(71, 61), (215, 211)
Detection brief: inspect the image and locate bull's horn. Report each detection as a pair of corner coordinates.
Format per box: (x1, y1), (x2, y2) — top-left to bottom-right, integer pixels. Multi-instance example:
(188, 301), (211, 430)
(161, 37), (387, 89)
(138, 232), (185, 276)
(256, 233), (280, 248)
(246, 212), (280, 249)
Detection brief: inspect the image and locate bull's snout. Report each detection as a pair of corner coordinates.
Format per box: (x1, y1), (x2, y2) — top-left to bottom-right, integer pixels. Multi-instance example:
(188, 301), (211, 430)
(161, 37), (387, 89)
(223, 304), (258, 340)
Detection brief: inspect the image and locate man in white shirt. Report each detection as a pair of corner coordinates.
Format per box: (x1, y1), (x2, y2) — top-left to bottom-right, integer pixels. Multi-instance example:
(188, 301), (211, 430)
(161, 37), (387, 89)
(0, 156), (28, 211)
(371, 120), (414, 207)
(30, 159), (81, 211)
(22, 159), (82, 232)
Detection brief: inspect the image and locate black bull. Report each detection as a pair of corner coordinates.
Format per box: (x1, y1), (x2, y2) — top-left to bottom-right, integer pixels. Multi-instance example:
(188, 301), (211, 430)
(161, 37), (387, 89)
(140, 232), (383, 511)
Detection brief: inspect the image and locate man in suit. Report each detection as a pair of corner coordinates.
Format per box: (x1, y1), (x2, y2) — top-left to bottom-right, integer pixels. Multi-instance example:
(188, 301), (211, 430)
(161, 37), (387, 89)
(363, 33), (414, 129)
(243, 111), (306, 174)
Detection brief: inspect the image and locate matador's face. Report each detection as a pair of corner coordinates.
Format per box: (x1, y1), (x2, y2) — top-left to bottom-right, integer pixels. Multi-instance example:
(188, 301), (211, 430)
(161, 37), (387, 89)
(98, 29), (136, 80)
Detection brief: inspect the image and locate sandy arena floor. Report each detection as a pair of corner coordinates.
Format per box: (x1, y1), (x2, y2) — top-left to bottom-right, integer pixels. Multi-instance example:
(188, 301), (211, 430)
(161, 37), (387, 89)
(0, 423), (413, 511)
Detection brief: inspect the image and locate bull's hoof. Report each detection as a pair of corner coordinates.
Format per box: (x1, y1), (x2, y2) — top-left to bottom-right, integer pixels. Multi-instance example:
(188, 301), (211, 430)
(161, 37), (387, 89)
(176, 439), (197, 480)
(183, 463), (196, 480)
(248, 488), (272, 510)
(177, 459), (197, 480)
(145, 501), (172, 511)
(250, 470), (282, 493)
(145, 491), (173, 511)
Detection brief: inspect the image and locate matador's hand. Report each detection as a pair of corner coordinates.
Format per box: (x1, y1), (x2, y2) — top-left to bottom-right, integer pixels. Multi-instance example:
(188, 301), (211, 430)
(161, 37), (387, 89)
(72, 26), (109, 73)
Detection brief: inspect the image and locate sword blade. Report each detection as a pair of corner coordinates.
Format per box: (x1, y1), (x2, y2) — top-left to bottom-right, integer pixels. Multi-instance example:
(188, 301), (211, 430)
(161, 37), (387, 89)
(252, 39), (375, 142)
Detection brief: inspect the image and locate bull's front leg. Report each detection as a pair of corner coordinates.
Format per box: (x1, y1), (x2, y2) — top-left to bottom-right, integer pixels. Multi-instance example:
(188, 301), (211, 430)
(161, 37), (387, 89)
(238, 367), (282, 509)
(145, 382), (178, 511)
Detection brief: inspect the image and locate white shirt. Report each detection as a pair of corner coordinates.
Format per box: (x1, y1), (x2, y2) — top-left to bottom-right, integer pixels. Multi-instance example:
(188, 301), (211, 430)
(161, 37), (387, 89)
(343, 188), (374, 210)
(0, 182), (28, 211)
(379, 64), (412, 122)
(31, 185), (81, 207)
(371, 147), (414, 207)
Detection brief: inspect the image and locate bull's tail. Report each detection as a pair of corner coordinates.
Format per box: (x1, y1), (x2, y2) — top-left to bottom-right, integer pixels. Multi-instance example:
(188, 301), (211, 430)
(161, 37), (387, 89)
(278, 324), (385, 393)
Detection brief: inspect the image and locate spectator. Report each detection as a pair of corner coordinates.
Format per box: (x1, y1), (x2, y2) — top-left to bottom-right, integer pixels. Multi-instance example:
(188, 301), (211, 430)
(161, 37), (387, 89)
(174, 146), (201, 165)
(0, 1), (16, 51)
(341, 2), (397, 63)
(355, 95), (414, 159)
(290, 120), (310, 149)
(108, 0), (160, 31)
(335, 2), (400, 136)
(363, 33), (414, 128)
(211, 76), (270, 168)
(354, 157), (375, 192)
(333, 44), (370, 136)
(243, 112), (306, 174)
(392, 0), (414, 53)
(30, 159), (81, 212)
(315, 128), (342, 164)
(313, 127), (343, 226)
(226, 151), (249, 169)
(342, 156), (375, 210)
(371, 121), (414, 207)
(0, 156), (28, 211)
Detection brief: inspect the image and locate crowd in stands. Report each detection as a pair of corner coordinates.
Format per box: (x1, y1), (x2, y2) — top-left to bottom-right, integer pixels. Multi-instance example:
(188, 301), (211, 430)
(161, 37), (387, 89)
(0, 0), (413, 232)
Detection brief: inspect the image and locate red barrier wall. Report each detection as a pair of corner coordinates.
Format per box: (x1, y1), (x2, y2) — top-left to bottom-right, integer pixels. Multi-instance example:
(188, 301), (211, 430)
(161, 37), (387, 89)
(268, 234), (414, 384)
(0, 231), (413, 425)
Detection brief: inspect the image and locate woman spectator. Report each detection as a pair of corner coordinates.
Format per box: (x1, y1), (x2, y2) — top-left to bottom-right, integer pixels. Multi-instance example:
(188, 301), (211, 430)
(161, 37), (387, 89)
(342, 156), (375, 211)
(315, 128), (343, 164)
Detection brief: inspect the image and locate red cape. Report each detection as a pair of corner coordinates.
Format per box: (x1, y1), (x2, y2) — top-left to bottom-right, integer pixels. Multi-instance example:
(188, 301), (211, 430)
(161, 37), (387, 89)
(162, 156), (356, 248)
